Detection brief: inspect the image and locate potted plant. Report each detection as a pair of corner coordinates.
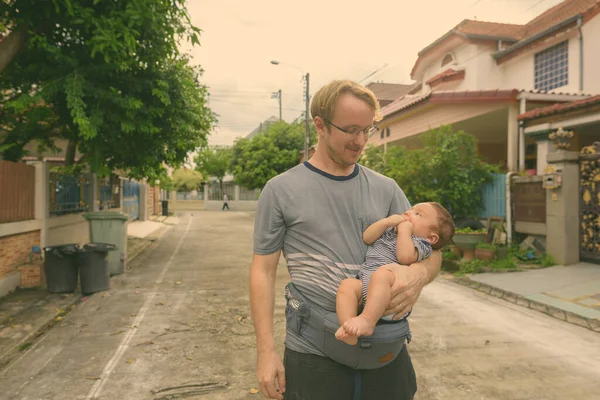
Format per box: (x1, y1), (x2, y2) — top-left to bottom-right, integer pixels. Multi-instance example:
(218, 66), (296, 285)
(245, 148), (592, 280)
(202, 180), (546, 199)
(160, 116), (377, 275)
(475, 242), (496, 261)
(452, 227), (487, 261)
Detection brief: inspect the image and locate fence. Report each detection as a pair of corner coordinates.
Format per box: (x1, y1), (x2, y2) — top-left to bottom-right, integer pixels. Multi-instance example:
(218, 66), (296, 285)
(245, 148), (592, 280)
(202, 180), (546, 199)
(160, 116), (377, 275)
(177, 190), (204, 200)
(0, 161), (35, 223)
(479, 173), (507, 219)
(512, 176), (546, 223)
(208, 181), (235, 201)
(98, 175), (120, 210)
(238, 186), (261, 201)
(48, 172), (92, 216)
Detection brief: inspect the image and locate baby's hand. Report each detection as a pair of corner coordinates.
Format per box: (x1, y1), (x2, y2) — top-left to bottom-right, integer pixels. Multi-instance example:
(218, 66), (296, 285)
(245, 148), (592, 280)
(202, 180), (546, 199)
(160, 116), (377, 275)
(386, 214), (405, 228)
(398, 220), (414, 233)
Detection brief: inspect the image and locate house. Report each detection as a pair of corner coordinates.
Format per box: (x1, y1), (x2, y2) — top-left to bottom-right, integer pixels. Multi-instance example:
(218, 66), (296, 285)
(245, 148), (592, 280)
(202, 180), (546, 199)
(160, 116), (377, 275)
(365, 82), (419, 107)
(371, 0), (600, 174)
(246, 116), (280, 140)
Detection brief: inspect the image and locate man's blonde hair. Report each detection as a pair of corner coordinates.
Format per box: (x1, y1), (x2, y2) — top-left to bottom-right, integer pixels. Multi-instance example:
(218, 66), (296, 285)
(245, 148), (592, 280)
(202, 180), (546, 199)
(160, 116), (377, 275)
(310, 80), (382, 124)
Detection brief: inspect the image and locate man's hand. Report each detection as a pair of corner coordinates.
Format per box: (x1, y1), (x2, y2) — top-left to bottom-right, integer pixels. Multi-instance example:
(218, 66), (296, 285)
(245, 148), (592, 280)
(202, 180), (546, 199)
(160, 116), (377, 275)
(383, 264), (428, 319)
(256, 350), (286, 399)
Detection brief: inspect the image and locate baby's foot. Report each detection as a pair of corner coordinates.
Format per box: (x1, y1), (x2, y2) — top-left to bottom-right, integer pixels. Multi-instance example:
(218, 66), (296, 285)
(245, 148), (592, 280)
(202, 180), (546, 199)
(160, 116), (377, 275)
(335, 326), (358, 345)
(343, 316), (375, 338)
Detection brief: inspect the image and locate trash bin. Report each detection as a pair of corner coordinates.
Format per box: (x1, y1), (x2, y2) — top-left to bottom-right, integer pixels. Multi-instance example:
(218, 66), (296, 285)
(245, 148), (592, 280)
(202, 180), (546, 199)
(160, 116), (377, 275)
(44, 244), (80, 293)
(83, 212), (129, 276)
(78, 243), (117, 295)
(161, 200), (169, 217)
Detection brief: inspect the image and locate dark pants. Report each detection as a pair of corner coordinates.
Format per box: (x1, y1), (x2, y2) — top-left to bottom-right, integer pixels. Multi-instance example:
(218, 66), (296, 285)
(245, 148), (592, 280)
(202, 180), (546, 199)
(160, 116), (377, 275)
(222, 202), (229, 210)
(283, 346), (417, 400)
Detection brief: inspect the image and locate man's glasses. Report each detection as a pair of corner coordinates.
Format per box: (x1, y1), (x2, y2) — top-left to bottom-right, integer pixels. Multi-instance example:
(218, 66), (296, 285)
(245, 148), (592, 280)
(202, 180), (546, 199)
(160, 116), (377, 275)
(325, 120), (379, 137)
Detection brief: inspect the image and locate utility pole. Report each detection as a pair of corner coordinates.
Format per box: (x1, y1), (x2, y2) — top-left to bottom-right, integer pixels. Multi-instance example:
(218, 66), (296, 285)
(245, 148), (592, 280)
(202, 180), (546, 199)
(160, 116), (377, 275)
(304, 73), (310, 162)
(278, 89), (282, 121)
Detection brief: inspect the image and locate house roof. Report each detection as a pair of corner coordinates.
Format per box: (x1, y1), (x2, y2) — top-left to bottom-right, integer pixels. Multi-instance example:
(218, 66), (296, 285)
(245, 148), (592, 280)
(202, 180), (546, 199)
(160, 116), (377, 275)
(517, 95), (600, 122)
(426, 69), (465, 87)
(523, 0), (599, 39)
(366, 82), (419, 102)
(495, 0), (600, 61)
(412, 0), (600, 77)
(454, 19), (525, 40)
(380, 89), (588, 120)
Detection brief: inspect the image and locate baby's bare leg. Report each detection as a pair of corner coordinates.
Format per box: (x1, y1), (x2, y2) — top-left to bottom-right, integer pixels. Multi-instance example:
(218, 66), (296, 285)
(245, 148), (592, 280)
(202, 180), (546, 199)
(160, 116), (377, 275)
(343, 267), (396, 339)
(335, 278), (363, 345)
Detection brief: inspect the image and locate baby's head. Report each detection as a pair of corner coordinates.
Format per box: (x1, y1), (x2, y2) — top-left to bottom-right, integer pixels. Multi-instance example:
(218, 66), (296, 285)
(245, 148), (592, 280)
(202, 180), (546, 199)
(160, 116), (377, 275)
(403, 202), (455, 250)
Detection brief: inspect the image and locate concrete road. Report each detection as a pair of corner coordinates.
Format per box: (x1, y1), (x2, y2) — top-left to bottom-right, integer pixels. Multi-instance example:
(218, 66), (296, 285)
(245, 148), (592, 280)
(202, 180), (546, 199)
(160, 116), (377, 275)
(1, 212), (599, 400)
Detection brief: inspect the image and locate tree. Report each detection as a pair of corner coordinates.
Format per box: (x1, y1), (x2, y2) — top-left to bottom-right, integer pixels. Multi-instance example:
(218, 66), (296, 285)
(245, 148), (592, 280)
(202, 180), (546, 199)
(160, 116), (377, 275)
(194, 146), (233, 192)
(360, 125), (498, 220)
(230, 120), (315, 190)
(0, 0), (216, 181)
(171, 168), (204, 192)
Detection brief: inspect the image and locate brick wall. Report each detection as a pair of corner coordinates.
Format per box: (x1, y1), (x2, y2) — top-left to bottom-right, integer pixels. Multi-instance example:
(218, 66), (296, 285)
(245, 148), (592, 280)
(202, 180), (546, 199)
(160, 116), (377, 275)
(0, 230), (41, 280)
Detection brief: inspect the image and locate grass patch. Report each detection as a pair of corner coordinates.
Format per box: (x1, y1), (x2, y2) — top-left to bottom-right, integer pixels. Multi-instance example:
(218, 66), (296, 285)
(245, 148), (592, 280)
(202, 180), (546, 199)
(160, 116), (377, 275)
(19, 342), (32, 352)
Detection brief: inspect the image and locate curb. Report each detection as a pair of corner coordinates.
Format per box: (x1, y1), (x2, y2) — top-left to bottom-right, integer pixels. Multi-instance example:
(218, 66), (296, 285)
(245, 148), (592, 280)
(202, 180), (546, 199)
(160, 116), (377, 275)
(447, 275), (600, 333)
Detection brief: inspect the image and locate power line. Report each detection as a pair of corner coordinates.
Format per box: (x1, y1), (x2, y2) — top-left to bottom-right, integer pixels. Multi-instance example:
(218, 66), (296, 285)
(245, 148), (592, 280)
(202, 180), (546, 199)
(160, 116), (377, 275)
(526, 0), (549, 12)
(209, 98), (303, 112)
(359, 64), (389, 84)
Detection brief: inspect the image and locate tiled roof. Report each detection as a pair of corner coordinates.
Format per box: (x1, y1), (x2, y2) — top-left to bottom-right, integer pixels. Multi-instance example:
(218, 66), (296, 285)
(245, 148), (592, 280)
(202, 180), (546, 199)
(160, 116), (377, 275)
(380, 89), (519, 119)
(426, 69), (465, 87)
(455, 19), (525, 40)
(366, 82), (416, 101)
(523, 0), (599, 39)
(517, 95), (600, 121)
(380, 89), (589, 120)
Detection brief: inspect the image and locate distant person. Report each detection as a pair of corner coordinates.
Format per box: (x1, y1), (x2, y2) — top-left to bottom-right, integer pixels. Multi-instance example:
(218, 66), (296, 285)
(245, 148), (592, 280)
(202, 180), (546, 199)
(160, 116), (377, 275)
(336, 202), (455, 345)
(222, 193), (230, 211)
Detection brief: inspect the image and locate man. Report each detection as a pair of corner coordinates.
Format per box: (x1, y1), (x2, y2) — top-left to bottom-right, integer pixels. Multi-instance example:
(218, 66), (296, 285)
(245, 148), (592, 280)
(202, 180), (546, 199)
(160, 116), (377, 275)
(222, 193), (230, 211)
(250, 80), (442, 400)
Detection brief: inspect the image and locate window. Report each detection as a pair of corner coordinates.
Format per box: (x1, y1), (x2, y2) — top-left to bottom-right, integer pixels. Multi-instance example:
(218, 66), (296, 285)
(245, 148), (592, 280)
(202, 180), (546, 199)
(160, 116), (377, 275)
(534, 41), (568, 92)
(441, 54), (454, 67)
(386, 127), (391, 137)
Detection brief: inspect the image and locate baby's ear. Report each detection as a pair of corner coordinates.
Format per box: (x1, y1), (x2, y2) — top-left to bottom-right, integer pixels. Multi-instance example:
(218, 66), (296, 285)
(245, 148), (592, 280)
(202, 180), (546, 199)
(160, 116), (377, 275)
(429, 232), (440, 245)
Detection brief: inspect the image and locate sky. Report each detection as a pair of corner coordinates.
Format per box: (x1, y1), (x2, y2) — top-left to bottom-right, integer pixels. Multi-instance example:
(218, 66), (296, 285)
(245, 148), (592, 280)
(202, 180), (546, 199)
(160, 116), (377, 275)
(183, 0), (564, 147)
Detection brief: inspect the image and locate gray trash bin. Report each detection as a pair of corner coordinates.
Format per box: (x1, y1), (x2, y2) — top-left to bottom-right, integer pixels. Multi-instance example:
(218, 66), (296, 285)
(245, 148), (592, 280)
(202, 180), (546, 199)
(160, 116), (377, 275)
(83, 211), (128, 276)
(78, 243), (117, 295)
(44, 244), (80, 293)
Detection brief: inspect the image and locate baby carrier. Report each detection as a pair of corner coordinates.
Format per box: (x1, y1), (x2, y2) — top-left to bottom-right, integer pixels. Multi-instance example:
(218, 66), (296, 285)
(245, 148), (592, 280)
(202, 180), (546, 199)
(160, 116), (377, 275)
(284, 282), (411, 370)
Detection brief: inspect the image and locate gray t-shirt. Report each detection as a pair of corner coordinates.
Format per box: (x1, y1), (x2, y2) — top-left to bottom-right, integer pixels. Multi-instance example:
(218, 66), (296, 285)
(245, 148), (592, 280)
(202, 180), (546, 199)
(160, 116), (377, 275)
(254, 161), (411, 355)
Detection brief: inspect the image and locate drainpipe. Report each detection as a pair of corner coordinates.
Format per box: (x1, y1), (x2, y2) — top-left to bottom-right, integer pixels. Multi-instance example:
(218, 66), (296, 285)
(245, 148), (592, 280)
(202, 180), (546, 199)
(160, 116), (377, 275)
(577, 15), (584, 92)
(505, 171), (518, 245)
(518, 98), (526, 172)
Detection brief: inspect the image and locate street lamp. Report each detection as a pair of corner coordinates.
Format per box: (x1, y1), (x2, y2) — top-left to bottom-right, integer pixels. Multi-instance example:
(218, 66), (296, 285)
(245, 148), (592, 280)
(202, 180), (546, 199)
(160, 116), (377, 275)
(271, 60), (311, 162)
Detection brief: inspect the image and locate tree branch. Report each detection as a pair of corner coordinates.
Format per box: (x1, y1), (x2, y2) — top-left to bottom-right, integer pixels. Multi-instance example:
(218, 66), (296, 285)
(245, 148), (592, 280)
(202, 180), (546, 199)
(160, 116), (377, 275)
(0, 27), (28, 73)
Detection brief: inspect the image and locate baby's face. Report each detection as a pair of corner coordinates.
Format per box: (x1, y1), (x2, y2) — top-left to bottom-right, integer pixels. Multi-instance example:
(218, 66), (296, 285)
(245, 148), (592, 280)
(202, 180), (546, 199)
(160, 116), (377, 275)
(402, 203), (438, 242)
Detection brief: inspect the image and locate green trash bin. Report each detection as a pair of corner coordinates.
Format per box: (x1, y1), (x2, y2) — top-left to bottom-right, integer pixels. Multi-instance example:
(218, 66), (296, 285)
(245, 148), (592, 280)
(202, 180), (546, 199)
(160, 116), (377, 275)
(83, 211), (129, 276)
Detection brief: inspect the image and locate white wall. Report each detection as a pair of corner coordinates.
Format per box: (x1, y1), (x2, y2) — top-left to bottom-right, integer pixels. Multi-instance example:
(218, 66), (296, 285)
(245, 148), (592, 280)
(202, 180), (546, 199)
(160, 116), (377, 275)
(414, 18), (600, 95)
(420, 43), (479, 91)
(583, 14), (600, 94)
(498, 31), (581, 93)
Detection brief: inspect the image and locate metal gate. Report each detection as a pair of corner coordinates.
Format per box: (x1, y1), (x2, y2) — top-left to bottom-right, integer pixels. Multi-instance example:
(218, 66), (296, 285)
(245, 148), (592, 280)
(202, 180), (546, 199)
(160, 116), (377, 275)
(122, 180), (140, 220)
(580, 142), (600, 262)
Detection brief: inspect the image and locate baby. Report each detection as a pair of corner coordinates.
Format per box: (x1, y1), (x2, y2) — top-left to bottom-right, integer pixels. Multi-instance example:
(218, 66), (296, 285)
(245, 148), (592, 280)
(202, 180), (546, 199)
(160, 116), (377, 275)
(335, 202), (455, 345)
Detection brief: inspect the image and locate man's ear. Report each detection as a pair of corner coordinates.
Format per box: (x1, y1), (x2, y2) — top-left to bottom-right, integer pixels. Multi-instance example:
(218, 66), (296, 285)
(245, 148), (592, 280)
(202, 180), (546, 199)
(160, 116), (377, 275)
(314, 117), (327, 134)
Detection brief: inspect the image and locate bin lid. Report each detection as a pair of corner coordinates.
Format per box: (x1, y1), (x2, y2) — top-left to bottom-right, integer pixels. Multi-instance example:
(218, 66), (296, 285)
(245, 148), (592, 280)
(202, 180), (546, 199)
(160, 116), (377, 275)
(44, 243), (80, 254)
(83, 243), (118, 252)
(83, 211), (129, 221)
